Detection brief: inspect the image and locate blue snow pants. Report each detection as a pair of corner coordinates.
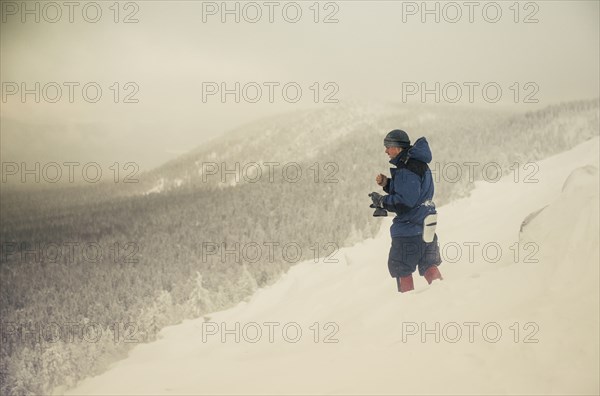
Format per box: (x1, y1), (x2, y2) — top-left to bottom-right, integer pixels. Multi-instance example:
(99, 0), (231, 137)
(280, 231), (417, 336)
(388, 233), (442, 278)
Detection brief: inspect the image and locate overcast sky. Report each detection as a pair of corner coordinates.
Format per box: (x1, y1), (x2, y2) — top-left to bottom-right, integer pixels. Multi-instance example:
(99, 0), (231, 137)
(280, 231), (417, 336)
(1, 0), (598, 170)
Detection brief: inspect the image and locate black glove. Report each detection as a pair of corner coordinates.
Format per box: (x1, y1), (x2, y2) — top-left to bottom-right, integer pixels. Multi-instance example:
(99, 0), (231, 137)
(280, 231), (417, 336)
(368, 192), (385, 208)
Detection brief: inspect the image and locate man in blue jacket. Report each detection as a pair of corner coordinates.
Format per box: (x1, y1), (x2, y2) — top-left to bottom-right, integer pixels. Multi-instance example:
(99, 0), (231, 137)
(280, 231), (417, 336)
(369, 129), (443, 292)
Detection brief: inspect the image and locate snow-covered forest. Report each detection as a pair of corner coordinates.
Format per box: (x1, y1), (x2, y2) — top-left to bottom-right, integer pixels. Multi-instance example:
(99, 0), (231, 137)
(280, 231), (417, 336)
(1, 99), (598, 395)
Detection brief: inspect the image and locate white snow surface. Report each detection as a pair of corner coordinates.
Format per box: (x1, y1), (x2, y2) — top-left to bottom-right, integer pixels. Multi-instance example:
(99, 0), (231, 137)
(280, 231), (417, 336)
(66, 137), (600, 395)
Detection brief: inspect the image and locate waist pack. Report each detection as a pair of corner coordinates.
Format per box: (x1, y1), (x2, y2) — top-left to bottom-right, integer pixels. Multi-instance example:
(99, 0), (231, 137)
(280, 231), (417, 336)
(422, 213), (437, 243)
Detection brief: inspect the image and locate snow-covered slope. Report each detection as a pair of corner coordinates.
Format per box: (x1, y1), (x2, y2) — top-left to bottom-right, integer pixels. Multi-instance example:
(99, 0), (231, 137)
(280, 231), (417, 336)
(65, 137), (599, 395)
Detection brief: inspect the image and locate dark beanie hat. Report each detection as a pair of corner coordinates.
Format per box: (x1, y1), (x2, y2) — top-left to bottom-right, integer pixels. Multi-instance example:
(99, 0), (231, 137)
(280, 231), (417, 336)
(384, 129), (411, 148)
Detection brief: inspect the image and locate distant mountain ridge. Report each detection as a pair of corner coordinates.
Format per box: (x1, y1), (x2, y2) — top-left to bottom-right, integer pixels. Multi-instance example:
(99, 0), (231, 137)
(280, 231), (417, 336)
(139, 99), (599, 197)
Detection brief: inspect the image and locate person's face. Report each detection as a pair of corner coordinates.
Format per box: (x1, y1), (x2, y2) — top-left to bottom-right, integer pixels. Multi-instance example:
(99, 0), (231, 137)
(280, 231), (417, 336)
(385, 146), (402, 159)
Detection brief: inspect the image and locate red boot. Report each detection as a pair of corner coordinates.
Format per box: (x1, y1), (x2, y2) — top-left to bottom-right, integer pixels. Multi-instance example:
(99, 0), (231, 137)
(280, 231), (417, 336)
(397, 275), (414, 293)
(424, 266), (443, 284)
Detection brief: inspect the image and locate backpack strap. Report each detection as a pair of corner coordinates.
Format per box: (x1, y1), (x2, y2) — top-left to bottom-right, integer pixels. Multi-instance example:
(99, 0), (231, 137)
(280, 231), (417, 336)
(398, 158), (429, 180)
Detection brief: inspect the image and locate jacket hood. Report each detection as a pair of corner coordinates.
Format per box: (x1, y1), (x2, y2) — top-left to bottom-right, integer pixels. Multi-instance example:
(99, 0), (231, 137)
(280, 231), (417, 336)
(390, 136), (433, 165)
(408, 137), (433, 163)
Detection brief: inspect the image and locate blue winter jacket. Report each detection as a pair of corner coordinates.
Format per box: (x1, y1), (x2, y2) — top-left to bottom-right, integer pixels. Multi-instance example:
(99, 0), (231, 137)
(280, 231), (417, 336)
(382, 137), (437, 237)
